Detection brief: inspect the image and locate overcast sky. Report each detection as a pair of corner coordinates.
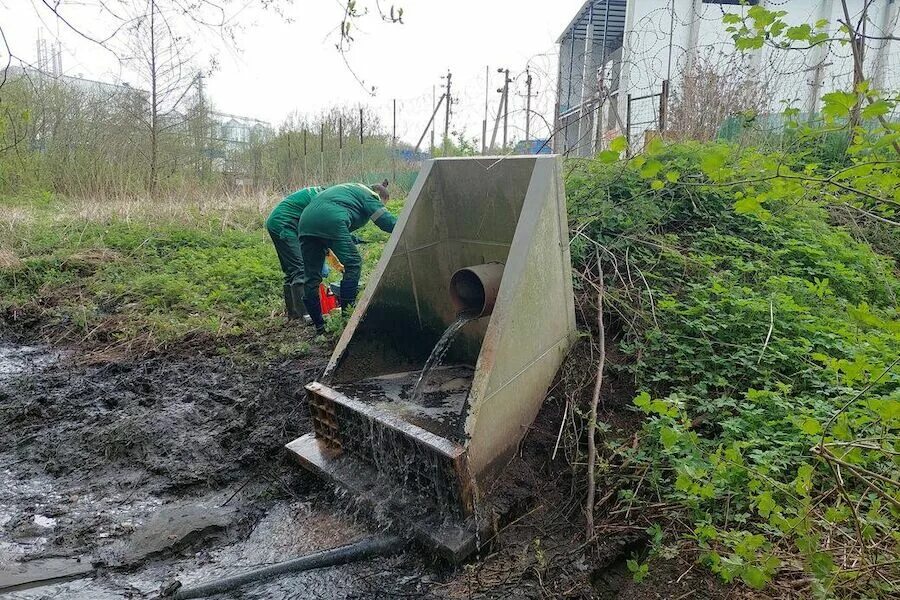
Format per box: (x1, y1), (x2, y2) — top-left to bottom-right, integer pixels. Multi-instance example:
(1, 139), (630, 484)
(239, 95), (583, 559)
(5, 0), (586, 144)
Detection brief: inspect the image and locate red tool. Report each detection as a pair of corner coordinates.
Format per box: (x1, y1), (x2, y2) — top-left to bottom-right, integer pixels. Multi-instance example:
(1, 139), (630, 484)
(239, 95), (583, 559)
(319, 284), (339, 314)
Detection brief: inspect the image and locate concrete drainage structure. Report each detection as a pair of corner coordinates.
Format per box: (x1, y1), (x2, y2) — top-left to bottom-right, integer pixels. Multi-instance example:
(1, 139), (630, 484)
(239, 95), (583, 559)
(287, 155), (576, 561)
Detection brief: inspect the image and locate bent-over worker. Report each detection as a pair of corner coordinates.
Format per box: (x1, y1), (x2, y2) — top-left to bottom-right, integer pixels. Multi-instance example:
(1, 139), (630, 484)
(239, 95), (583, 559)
(297, 180), (395, 333)
(265, 185), (323, 318)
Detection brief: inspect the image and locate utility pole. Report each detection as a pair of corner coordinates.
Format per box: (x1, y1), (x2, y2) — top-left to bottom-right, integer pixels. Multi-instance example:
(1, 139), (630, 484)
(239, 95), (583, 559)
(500, 68), (512, 149)
(392, 99), (397, 184)
(196, 72), (206, 177)
(338, 116), (343, 179)
(482, 65), (489, 154)
(430, 86), (436, 154)
(442, 70), (452, 153)
(525, 67), (533, 142)
(489, 67), (508, 152)
(415, 93), (446, 154)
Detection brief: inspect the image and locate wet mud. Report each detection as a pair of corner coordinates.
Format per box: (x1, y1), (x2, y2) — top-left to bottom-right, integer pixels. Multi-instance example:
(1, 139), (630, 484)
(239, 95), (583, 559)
(0, 336), (720, 599)
(0, 338), (435, 599)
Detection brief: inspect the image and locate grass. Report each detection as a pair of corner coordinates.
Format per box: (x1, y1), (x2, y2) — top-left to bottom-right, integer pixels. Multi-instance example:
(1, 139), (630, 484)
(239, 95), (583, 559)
(0, 192), (399, 349)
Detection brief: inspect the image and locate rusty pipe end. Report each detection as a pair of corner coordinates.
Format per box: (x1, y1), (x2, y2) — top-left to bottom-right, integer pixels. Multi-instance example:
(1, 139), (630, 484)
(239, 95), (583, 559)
(449, 263), (505, 318)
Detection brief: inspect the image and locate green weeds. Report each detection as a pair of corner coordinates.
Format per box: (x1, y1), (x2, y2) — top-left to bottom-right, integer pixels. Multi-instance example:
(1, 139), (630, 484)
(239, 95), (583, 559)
(568, 141), (899, 597)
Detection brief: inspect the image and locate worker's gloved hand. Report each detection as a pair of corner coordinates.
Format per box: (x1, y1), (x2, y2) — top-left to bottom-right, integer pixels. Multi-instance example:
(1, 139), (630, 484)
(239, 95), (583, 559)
(350, 235), (368, 245)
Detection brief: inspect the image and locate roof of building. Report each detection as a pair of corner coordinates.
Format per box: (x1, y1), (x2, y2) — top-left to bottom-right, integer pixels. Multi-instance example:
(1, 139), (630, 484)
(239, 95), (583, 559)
(557, 0), (628, 45)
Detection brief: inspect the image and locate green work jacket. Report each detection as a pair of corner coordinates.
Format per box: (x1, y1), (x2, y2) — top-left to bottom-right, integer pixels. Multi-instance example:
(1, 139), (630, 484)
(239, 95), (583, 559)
(297, 183), (396, 238)
(265, 186), (324, 237)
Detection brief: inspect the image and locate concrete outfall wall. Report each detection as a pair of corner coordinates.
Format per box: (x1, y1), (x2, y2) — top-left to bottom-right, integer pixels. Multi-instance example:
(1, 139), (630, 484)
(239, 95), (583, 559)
(324, 155), (577, 492)
(463, 156), (576, 489)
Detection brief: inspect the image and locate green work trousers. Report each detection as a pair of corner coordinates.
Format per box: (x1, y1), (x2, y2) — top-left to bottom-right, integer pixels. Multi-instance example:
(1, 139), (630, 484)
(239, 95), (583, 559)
(300, 227), (362, 301)
(268, 228), (305, 286)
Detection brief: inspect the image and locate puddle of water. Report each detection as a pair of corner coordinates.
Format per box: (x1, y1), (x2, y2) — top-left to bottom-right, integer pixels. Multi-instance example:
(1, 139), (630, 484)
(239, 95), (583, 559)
(3, 501), (379, 600)
(0, 459), (167, 569)
(335, 365), (473, 442)
(0, 344), (62, 382)
(31, 515), (56, 529)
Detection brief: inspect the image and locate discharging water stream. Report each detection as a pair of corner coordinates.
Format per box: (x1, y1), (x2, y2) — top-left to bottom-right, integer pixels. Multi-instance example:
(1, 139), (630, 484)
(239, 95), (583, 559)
(409, 312), (478, 405)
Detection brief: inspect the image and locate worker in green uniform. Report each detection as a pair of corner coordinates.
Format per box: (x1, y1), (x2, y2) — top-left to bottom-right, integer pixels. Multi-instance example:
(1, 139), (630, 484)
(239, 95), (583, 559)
(298, 180), (396, 333)
(265, 186), (323, 318)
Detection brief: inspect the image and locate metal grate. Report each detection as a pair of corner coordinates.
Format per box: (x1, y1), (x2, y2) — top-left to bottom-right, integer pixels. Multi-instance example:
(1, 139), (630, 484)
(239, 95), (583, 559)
(309, 392), (341, 448)
(307, 386), (471, 519)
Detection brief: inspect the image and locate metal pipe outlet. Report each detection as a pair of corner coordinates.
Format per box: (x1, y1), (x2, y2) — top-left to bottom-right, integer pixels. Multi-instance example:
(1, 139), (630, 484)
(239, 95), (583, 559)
(449, 263), (505, 317)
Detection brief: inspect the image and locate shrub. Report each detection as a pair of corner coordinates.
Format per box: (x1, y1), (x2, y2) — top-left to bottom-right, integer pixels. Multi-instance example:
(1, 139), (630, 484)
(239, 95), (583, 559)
(567, 140), (899, 597)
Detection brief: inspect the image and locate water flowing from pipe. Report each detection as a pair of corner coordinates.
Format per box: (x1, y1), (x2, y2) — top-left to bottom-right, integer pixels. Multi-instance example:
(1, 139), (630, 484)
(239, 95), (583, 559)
(409, 312), (478, 405)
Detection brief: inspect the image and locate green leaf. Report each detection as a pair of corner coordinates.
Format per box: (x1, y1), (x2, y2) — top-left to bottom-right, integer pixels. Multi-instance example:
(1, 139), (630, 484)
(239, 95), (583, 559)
(785, 24), (812, 41)
(633, 391), (651, 411)
(598, 150), (620, 163)
(861, 99), (891, 120)
(809, 551), (834, 580)
(733, 195), (770, 220)
(609, 136), (627, 153)
(741, 565), (768, 590)
(660, 426), (679, 449)
(822, 90), (858, 120)
(756, 491), (777, 518)
(700, 148), (727, 175)
(645, 136), (664, 155)
(824, 505), (850, 524)
(799, 418), (822, 436)
(626, 559), (648, 582)
(640, 159), (663, 179)
(794, 464), (814, 496)
(722, 13), (742, 25)
(735, 35), (765, 50)
(748, 5), (777, 28)
(650, 179), (665, 191)
(675, 472), (692, 492)
(665, 170), (680, 183)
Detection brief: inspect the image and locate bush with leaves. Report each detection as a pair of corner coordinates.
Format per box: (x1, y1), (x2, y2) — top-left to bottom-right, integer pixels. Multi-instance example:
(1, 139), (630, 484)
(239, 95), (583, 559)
(567, 138), (899, 597)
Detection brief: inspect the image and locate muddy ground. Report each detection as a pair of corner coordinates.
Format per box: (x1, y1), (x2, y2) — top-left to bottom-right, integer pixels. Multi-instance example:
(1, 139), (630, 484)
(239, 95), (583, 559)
(0, 326), (730, 599)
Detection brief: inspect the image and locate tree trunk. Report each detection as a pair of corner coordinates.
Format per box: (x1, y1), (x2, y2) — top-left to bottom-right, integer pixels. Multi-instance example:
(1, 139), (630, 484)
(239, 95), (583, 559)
(149, 0), (159, 199)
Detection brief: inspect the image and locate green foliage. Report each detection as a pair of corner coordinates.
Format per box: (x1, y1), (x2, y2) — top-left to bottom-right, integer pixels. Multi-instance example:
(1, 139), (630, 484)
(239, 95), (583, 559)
(432, 132), (480, 157)
(0, 213), (283, 342)
(566, 140), (899, 596)
(0, 193), (406, 346)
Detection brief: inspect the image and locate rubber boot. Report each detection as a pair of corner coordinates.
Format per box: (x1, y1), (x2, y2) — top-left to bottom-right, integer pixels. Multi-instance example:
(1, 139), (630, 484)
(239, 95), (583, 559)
(302, 291), (326, 335)
(283, 284), (298, 320)
(289, 282), (308, 318)
(339, 279), (359, 315)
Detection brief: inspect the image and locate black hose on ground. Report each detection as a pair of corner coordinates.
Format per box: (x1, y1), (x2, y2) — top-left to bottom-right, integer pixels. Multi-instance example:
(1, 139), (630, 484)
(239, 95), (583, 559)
(167, 535), (404, 599)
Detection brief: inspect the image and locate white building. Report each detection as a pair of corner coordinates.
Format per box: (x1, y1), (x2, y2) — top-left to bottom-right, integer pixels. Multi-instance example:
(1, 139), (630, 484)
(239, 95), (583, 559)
(210, 111), (272, 151)
(556, 0), (900, 156)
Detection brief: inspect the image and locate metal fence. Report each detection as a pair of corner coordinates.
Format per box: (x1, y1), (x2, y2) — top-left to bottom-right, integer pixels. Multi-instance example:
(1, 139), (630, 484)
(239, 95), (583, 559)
(625, 80), (669, 156)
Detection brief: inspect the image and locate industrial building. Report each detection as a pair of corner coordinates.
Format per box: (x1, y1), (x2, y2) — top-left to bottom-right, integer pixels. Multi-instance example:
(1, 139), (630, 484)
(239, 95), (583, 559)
(556, 0), (900, 156)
